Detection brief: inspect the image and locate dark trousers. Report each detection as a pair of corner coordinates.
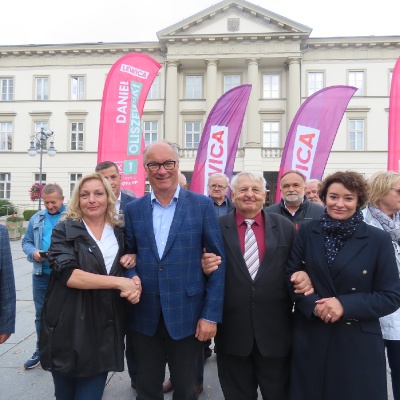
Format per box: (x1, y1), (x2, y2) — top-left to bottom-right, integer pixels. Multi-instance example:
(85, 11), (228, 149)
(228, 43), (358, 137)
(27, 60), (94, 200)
(125, 332), (137, 383)
(131, 317), (203, 400)
(51, 371), (108, 400)
(385, 339), (400, 400)
(217, 341), (290, 400)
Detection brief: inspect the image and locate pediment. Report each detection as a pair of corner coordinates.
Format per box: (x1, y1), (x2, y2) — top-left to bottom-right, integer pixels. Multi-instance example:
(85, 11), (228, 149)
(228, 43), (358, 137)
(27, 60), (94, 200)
(157, 0), (312, 40)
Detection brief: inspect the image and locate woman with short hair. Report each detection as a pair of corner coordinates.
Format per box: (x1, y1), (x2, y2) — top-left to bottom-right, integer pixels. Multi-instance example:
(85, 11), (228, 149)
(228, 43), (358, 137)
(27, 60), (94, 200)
(286, 171), (400, 400)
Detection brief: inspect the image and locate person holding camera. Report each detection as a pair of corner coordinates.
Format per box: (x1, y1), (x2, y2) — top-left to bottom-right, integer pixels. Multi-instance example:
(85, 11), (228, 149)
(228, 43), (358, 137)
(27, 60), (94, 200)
(21, 183), (66, 370)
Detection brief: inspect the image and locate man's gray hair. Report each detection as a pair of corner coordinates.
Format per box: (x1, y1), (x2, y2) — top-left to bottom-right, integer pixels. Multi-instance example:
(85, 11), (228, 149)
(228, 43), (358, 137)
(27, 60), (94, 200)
(207, 173), (229, 186)
(230, 172), (267, 193)
(306, 178), (321, 184)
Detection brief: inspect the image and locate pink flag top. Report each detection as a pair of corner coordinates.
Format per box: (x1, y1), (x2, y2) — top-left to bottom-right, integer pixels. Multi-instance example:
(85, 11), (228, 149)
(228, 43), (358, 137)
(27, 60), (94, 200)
(190, 84), (252, 195)
(275, 85), (357, 202)
(388, 57), (400, 171)
(98, 53), (161, 197)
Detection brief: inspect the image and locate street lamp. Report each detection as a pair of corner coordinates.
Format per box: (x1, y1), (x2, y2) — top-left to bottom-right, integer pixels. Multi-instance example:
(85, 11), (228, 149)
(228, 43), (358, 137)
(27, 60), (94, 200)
(27, 128), (57, 210)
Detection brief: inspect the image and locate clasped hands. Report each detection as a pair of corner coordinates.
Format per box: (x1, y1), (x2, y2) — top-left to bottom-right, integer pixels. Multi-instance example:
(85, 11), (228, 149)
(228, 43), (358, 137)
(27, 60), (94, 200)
(119, 254), (141, 304)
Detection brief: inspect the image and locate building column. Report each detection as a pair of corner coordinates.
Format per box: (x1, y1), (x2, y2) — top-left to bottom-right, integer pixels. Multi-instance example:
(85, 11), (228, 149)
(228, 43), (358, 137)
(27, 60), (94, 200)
(205, 59), (219, 114)
(165, 60), (180, 145)
(246, 58), (260, 146)
(287, 57), (301, 128)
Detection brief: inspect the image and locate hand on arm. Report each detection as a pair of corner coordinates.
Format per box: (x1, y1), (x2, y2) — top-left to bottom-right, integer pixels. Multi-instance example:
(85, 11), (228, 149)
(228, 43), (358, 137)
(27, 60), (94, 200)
(290, 271), (314, 296)
(195, 319), (217, 341)
(201, 249), (221, 276)
(120, 253), (136, 269)
(66, 269), (142, 303)
(314, 297), (344, 323)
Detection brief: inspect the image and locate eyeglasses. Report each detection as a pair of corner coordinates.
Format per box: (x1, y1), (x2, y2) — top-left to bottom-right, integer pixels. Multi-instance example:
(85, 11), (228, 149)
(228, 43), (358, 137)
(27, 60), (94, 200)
(208, 184), (227, 190)
(392, 188), (400, 195)
(146, 160), (177, 172)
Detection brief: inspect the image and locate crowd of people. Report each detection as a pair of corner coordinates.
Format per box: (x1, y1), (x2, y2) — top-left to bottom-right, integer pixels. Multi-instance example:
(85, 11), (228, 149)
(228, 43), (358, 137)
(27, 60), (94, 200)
(1, 140), (400, 400)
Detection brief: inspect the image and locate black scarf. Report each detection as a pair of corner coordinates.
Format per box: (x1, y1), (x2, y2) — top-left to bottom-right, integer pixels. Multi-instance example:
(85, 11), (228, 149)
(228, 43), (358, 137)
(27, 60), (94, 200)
(320, 208), (364, 267)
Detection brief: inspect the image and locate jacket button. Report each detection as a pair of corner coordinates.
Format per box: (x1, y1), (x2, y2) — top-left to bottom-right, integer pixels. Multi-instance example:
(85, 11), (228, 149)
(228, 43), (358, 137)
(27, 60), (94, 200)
(158, 266), (163, 271)
(362, 270), (367, 275)
(252, 286), (256, 291)
(346, 322), (352, 325)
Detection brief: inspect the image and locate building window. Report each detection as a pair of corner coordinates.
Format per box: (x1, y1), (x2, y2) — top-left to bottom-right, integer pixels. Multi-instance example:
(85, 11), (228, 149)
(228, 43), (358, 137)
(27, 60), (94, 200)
(70, 173), (83, 196)
(349, 119), (365, 150)
(224, 75), (241, 92)
(143, 121), (158, 146)
(0, 122), (12, 151)
(34, 173), (47, 184)
(1, 78), (13, 101)
(185, 122), (201, 148)
(263, 74), (280, 98)
(35, 77), (49, 100)
(70, 122), (84, 151)
(71, 76), (85, 100)
(307, 72), (324, 96)
(147, 76), (159, 99)
(349, 71), (364, 96)
(185, 76), (202, 99)
(262, 121), (280, 147)
(0, 173), (11, 199)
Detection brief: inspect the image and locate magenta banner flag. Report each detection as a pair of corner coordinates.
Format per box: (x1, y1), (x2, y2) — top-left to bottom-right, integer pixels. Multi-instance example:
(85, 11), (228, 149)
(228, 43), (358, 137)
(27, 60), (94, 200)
(190, 84), (252, 195)
(275, 85), (357, 202)
(98, 53), (161, 197)
(388, 57), (400, 171)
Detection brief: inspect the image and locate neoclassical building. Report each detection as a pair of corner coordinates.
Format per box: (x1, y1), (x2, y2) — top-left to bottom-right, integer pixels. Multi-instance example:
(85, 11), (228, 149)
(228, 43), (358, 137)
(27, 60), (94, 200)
(1, 0), (399, 208)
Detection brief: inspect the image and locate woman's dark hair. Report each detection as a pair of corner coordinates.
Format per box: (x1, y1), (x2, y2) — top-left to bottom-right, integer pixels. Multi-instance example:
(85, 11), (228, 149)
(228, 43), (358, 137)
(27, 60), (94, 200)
(318, 171), (369, 207)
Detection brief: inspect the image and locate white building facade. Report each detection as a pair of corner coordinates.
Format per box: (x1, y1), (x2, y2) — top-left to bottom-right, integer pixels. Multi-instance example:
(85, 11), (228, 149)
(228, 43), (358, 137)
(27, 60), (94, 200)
(1, 0), (399, 208)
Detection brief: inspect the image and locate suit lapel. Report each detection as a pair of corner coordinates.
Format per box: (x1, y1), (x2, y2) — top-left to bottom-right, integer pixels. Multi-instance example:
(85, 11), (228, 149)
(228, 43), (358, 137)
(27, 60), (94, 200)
(309, 223), (339, 296)
(222, 213), (254, 282)
(161, 189), (187, 259)
(143, 196), (161, 262)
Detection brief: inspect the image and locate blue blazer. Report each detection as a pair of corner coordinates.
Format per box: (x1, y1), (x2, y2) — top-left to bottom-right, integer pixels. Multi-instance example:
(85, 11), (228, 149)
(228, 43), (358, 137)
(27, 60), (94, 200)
(124, 188), (226, 340)
(0, 225), (16, 335)
(120, 191), (136, 212)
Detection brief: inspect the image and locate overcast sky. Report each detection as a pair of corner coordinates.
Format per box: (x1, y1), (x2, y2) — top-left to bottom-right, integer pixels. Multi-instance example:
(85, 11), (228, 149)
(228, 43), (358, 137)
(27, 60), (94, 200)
(2, 0), (399, 46)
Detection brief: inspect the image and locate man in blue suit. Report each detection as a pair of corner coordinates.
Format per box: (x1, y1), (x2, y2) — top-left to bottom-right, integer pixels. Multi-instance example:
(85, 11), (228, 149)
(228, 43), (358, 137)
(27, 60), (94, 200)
(124, 141), (226, 400)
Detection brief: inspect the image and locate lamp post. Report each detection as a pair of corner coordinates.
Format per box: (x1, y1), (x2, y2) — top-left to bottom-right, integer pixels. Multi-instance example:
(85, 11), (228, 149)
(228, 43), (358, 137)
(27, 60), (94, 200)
(27, 128), (57, 210)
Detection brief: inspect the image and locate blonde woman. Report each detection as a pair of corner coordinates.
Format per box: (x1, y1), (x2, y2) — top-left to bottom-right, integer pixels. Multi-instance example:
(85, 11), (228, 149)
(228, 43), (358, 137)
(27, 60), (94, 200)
(40, 173), (140, 400)
(363, 171), (400, 400)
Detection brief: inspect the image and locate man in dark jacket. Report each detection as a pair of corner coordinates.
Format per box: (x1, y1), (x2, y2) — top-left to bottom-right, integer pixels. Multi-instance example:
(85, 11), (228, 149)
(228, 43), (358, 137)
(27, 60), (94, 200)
(265, 170), (324, 230)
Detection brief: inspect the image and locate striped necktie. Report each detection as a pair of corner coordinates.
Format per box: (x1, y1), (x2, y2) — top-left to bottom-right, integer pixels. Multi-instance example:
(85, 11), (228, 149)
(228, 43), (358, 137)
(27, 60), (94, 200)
(244, 219), (259, 280)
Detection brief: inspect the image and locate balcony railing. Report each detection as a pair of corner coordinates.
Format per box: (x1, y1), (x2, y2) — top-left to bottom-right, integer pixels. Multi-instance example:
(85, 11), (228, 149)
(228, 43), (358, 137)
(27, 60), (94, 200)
(178, 148), (246, 158)
(177, 147), (283, 159)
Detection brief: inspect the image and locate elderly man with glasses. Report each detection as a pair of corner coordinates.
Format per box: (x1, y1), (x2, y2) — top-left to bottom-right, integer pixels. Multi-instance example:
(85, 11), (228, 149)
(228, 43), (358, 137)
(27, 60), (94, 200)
(208, 173), (235, 217)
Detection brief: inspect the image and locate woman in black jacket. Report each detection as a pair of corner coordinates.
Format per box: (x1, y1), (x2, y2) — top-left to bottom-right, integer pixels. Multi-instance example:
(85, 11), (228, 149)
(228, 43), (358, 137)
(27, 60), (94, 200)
(286, 171), (400, 400)
(40, 173), (140, 400)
